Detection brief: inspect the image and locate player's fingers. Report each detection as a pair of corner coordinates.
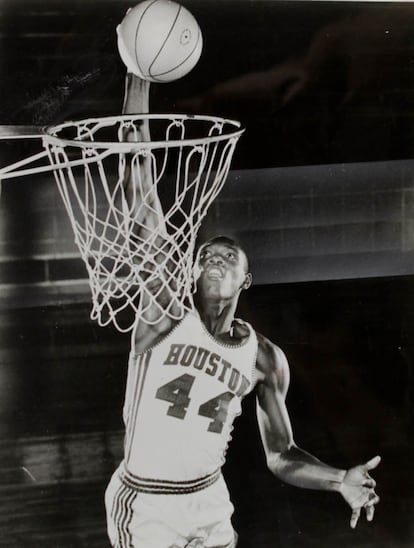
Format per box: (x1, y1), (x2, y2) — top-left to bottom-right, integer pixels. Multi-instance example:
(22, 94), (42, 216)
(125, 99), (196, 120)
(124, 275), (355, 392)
(366, 504), (375, 522)
(365, 493), (380, 521)
(366, 493), (380, 506)
(350, 507), (361, 529)
(363, 477), (376, 488)
(365, 455), (381, 470)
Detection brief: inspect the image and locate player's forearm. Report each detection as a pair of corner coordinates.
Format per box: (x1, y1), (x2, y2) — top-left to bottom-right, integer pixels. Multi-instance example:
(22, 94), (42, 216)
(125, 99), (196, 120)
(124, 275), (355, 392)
(122, 72), (150, 115)
(267, 444), (346, 492)
(120, 73), (168, 239)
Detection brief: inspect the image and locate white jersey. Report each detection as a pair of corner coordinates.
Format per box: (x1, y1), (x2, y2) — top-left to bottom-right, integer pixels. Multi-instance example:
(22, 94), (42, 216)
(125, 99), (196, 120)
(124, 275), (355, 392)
(122, 311), (258, 483)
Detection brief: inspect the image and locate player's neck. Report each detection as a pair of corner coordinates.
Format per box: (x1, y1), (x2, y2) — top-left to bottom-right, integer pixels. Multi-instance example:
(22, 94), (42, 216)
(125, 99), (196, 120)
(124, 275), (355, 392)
(197, 298), (237, 337)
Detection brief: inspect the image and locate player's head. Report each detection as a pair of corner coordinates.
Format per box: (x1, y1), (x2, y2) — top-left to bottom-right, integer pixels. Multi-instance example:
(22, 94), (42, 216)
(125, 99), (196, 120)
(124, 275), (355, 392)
(194, 236), (252, 300)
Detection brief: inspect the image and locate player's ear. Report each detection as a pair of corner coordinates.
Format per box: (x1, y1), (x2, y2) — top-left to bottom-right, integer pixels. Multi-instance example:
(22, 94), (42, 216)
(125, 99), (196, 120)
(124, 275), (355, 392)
(242, 272), (252, 290)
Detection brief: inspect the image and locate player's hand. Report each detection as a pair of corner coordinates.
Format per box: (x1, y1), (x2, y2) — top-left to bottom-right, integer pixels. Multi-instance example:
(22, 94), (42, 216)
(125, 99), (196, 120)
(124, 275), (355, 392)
(339, 455), (381, 528)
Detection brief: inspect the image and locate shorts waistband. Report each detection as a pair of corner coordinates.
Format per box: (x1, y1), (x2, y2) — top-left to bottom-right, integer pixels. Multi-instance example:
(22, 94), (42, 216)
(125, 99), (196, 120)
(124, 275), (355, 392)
(119, 464), (221, 495)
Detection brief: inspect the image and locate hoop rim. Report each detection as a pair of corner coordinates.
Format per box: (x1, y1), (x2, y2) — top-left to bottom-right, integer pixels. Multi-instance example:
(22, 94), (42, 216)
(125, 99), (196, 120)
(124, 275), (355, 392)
(42, 113), (244, 152)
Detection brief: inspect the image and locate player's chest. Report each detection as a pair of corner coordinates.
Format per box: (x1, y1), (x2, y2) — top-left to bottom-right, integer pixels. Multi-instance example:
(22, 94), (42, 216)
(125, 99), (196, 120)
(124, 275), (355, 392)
(148, 340), (253, 396)
(133, 343), (251, 435)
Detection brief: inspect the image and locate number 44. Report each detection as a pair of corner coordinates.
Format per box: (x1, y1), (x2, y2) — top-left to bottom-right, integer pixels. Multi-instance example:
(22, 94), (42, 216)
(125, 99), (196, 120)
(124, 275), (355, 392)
(155, 374), (235, 434)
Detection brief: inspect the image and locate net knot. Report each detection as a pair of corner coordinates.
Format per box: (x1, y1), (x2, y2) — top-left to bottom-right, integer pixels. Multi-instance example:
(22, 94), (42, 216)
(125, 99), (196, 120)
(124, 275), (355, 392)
(172, 119), (185, 128)
(211, 121), (224, 135)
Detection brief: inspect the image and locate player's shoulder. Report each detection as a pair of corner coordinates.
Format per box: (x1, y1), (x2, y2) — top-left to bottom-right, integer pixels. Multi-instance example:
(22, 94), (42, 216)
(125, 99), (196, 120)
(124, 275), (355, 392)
(255, 331), (288, 366)
(133, 309), (203, 354)
(254, 331), (290, 393)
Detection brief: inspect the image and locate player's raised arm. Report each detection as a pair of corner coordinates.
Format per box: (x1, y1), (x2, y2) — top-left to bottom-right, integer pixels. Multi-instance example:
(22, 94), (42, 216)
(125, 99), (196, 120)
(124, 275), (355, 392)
(255, 334), (380, 528)
(120, 72), (179, 341)
(111, 3), (241, 342)
(117, 0), (202, 243)
(121, 73), (167, 240)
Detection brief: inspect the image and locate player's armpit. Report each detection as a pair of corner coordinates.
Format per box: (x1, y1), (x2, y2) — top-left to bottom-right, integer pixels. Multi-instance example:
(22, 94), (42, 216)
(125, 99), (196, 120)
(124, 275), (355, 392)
(132, 310), (178, 354)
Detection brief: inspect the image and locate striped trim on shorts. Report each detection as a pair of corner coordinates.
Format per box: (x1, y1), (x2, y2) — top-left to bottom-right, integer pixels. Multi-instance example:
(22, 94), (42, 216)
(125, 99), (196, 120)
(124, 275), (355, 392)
(120, 464), (221, 495)
(109, 481), (139, 548)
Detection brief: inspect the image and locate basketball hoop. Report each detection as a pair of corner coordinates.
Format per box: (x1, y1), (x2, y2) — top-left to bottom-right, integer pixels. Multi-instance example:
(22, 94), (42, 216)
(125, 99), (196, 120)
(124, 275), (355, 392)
(1, 114), (243, 332)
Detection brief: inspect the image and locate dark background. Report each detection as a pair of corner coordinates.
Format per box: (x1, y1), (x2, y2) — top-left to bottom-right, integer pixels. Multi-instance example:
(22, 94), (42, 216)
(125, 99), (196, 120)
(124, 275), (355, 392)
(1, 1), (414, 547)
(1, 0), (414, 167)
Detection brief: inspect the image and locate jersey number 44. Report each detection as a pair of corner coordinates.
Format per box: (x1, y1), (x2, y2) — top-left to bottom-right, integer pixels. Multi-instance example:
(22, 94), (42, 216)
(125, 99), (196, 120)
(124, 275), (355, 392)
(155, 373), (235, 434)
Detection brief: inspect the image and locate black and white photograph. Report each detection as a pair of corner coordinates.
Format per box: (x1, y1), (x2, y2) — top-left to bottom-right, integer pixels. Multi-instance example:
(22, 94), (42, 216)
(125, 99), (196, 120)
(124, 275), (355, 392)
(0, 1), (413, 546)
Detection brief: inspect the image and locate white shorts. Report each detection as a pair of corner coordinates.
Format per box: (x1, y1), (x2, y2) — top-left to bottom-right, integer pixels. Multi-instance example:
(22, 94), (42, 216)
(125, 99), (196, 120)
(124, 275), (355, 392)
(105, 463), (237, 548)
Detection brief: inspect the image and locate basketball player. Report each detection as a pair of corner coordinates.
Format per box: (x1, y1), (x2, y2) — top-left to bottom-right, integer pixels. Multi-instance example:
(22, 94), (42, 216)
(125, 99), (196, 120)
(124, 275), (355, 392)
(104, 74), (380, 548)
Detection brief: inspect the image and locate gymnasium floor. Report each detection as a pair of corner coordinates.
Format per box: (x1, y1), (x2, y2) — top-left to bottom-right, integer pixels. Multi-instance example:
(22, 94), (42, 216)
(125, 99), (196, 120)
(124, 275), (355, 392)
(1, 277), (414, 548)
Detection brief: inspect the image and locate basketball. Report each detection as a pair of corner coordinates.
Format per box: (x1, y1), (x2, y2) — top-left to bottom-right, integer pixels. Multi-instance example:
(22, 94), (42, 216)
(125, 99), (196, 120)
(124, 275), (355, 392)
(117, 0), (203, 83)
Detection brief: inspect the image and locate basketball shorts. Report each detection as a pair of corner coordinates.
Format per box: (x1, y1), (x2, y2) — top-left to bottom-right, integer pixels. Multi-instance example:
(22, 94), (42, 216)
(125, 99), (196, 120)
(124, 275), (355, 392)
(105, 463), (237, 548)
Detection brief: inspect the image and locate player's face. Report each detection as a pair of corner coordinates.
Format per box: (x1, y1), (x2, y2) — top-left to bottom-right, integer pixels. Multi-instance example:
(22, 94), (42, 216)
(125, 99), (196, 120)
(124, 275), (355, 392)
(194, 241), (252, 300)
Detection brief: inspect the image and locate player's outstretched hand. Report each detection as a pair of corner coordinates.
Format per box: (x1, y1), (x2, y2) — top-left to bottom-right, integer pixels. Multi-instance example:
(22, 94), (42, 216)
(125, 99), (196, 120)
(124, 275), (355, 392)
(339, 455), (381, 529)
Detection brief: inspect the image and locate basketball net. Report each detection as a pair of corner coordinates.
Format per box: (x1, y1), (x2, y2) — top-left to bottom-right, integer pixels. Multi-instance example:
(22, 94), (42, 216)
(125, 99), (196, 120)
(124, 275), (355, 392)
(42, 114), (243, 332)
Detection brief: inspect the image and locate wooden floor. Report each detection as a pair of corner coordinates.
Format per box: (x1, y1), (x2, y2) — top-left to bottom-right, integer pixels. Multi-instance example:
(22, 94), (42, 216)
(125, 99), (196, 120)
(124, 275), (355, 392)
(1, 278), (414, 547)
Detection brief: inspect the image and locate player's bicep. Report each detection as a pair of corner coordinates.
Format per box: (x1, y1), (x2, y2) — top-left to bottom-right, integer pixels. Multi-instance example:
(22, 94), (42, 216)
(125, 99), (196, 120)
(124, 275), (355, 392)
(256, 382), (294, 457)
(255, 338), (294, 456)
(273, 345), (290, 398)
